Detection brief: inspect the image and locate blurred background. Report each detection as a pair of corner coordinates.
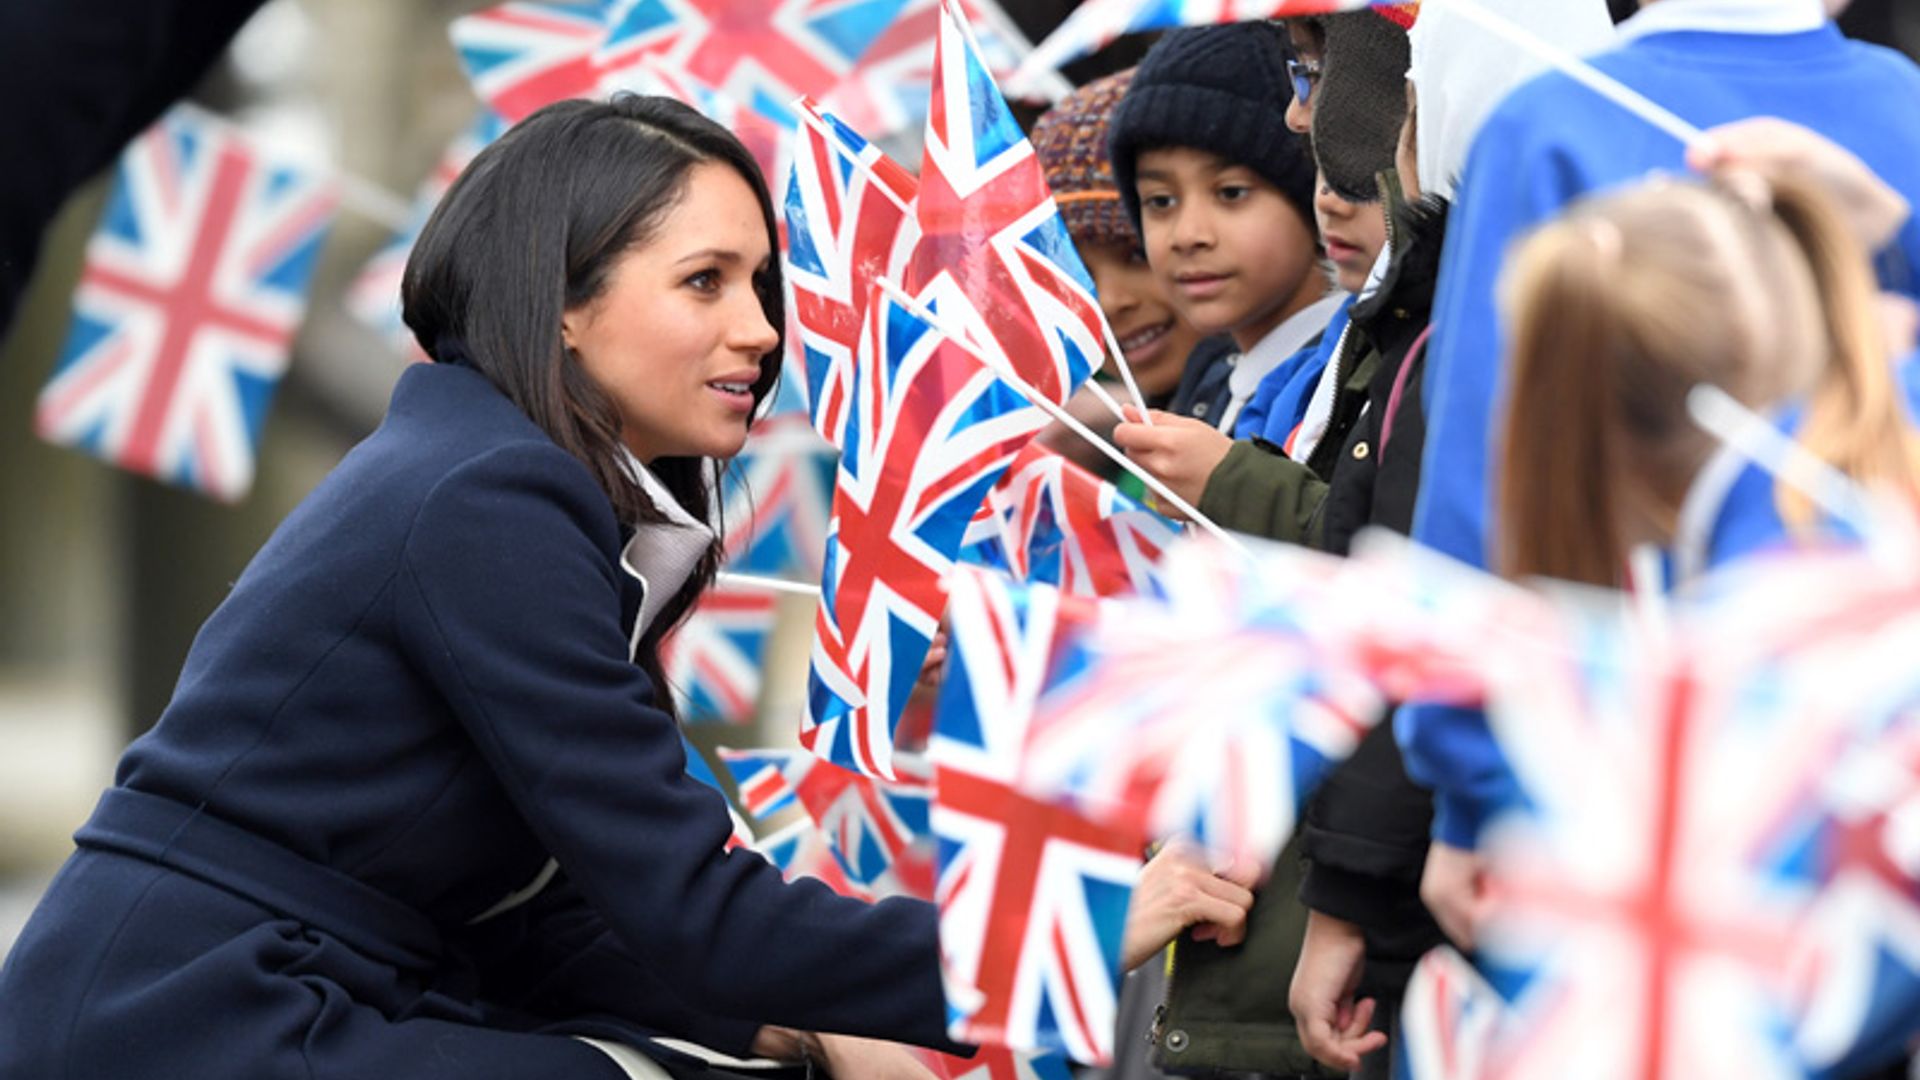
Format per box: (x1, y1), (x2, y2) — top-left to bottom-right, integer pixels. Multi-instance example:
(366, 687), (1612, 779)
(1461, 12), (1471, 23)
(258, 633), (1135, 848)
(0, 0), (1914, 953)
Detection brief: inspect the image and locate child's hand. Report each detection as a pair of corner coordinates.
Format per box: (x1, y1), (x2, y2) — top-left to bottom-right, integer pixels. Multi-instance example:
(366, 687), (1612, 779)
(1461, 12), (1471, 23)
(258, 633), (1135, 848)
(1689, 117), (1911, 252)
(1111, 406), (1233, 516)
(1290, 911), (1387, 1072)
(1418, 840), (1490, 951)
(1119, 840), (1258, 972)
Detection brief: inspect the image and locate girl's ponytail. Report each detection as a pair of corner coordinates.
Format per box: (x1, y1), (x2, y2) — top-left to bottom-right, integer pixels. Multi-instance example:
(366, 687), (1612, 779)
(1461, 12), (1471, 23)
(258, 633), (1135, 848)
(1765, 173), (1920, 528)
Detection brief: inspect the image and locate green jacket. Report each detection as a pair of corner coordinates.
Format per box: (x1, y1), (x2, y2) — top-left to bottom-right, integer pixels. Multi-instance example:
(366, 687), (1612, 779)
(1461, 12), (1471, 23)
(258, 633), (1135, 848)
(1195, 336), (1381, 547)
(1149, 831), (1340, 1078)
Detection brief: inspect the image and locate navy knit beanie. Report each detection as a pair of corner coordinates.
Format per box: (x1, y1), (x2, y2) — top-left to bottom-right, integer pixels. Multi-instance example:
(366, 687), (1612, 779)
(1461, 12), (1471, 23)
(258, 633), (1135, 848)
(1106, 22), (1317, 236)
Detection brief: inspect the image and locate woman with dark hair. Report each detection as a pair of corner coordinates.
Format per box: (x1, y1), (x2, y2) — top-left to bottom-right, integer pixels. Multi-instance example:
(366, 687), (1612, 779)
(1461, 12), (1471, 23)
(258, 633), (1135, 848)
(0, 94), (960, 1080)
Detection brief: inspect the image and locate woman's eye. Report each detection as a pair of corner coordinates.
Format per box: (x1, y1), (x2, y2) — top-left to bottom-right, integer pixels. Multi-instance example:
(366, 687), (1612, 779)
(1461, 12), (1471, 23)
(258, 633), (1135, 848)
(685, 269), (720, 292)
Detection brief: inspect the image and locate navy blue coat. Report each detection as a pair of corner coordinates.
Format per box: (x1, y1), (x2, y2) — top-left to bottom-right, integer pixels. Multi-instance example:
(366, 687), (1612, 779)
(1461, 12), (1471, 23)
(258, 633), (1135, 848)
(0, 362), (957, 1079)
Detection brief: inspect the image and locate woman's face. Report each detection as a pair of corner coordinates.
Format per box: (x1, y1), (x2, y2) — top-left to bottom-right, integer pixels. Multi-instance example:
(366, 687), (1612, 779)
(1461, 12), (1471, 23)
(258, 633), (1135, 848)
(563, 161), (778, 463)
(1080, 239), (1201, 398)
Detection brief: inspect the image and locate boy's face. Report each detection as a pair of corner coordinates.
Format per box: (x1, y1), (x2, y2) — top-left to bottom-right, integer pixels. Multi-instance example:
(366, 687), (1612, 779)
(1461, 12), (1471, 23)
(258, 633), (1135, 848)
(1314, 168), (1388, 295)
(1080, 240), (1202, 398)
(1134, 146), (1321, 352)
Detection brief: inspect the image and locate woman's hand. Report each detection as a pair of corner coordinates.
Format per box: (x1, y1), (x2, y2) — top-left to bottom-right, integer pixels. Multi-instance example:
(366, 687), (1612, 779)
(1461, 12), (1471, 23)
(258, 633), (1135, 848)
(813, 1033), (941, 1079)
(1419, 840), (1489, 951)
(1111, 407), (1234, 518)
(1120, 840), (1259, 972)
(1289, 910), (1387, 1072)
(1688, 117), (1912, 252)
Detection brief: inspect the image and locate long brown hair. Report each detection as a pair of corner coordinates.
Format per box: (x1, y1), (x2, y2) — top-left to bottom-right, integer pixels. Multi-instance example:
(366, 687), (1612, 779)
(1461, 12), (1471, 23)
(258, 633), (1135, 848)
(401, 95), (784, 713)
(1497, 174), (1920, 585)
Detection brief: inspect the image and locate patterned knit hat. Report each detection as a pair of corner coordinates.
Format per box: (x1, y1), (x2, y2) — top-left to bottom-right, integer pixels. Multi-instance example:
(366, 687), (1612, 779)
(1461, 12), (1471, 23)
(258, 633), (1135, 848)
(1107, 22), (1317, 236)
(1033, 69), (1139, 251)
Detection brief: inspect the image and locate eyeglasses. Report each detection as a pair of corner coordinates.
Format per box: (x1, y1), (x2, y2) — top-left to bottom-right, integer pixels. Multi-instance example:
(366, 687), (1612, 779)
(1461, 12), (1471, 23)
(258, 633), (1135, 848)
(1287, 58), (1321, 105)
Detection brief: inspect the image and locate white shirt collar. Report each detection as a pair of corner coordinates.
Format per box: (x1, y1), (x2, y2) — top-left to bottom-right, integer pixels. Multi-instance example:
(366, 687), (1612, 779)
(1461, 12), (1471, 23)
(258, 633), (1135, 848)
(1618, 0), (1826, 44)
(1220, 290), (1350, 433)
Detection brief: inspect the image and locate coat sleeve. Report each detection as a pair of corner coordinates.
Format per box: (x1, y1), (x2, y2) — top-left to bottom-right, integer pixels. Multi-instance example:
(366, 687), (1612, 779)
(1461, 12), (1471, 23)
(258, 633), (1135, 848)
(1197, 440), (1329, 545)
(394, 441), (961, 1051)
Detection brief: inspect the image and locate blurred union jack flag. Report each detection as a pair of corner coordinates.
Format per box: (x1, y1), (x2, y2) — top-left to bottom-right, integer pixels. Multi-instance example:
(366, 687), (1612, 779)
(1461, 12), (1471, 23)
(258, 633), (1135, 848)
(749, 815), (867, 897)
(346, 110), (507, 360)
(599, 0), (894, 129)
(783, 97), (921, 448)
(660, 431), (834, 724)
(1015, 539), (1380, 872)
(802, 289), (1046, 780)
(450, 1), (616, 123)
(821, 0), (1061, 138)
(718, 746), (933, 893)
(36, 105), (337, 502)
(1018, 0), (1420, 82)
(904, 0), (1105, 408)
(964, 441), (1178, 599)
(932, 565), (1140, 1064)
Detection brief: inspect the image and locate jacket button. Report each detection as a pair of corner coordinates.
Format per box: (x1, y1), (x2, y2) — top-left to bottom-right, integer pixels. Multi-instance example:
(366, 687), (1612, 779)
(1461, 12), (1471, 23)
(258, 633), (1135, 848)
(1192, 402), (1210, 418)
(1164, 1029), (1189, 1053)
(1352, 440), (1371, 460)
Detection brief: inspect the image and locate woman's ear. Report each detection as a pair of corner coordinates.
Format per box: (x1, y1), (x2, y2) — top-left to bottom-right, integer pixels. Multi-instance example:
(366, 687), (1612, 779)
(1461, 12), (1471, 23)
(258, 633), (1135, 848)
(559, 309), (581, 351)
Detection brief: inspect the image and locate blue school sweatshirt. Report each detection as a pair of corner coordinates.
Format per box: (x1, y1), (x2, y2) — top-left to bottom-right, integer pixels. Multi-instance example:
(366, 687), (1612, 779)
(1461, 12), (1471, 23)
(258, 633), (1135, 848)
(1234, 298), (1356, 446)
(1400, 23), (1920, 849)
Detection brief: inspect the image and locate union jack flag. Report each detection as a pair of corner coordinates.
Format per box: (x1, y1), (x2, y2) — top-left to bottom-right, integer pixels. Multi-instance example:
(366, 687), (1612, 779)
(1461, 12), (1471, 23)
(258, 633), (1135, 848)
(599, 0), (890, 129)
(904, 0), (1106, 408)
(1351, 536), (1919, 1080)
(1010, 538), (1379, 872)
(346, 110), (507, 360)
(660, 433), (834, 723)
(931, 565), (1141, 1064)
(964, 442), (1179, 599)
(782, 96), (921, 448)
(718, 746), (933, 893)
(1017, 0), (1421, 82)
(750, 815), (868, 897)
(821, 0), (1063, 138)
(36, 105), (338, 502)
(450, 1), (618, 123)
(1396, 946), (1507, 1080)
(802, 289), (1048, 780)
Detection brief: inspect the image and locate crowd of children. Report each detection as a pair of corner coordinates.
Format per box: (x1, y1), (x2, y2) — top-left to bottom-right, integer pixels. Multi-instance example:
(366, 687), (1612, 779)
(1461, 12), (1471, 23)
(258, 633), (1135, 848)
(1030, 2), (1920, 1078)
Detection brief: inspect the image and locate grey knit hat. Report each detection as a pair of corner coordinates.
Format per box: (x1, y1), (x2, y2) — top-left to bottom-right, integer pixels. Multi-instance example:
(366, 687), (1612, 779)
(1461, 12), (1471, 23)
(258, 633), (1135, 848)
(1312, 11), (1414, 203)
(1106, 22), (1317, 236)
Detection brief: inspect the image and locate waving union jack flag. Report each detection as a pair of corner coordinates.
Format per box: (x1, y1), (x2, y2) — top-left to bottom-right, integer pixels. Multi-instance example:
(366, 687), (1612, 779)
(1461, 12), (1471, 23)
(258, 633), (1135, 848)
(718, 746), (933, 893)
(904, 0), (1106, 407)
(783, 97), (921, 447)
(346, 110), (507, 359)
(36, 105), (337, 502)
(1018, 0), (1420, 83)
(964, 442), (1179, 598)
(802, 289), (1047, 780)
(932, 566), (1140, 1064)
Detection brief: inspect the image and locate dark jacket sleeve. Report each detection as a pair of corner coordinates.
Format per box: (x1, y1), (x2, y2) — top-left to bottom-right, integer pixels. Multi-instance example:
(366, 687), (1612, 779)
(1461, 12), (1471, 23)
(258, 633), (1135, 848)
(393, 441), (960, 1050)
(1197, 439), (1329, 544)
(467, 872), (763, 1057)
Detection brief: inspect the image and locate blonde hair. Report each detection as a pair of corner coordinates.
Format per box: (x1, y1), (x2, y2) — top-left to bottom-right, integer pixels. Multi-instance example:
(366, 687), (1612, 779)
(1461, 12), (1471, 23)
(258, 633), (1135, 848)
(1496, 174), (1920, 585)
